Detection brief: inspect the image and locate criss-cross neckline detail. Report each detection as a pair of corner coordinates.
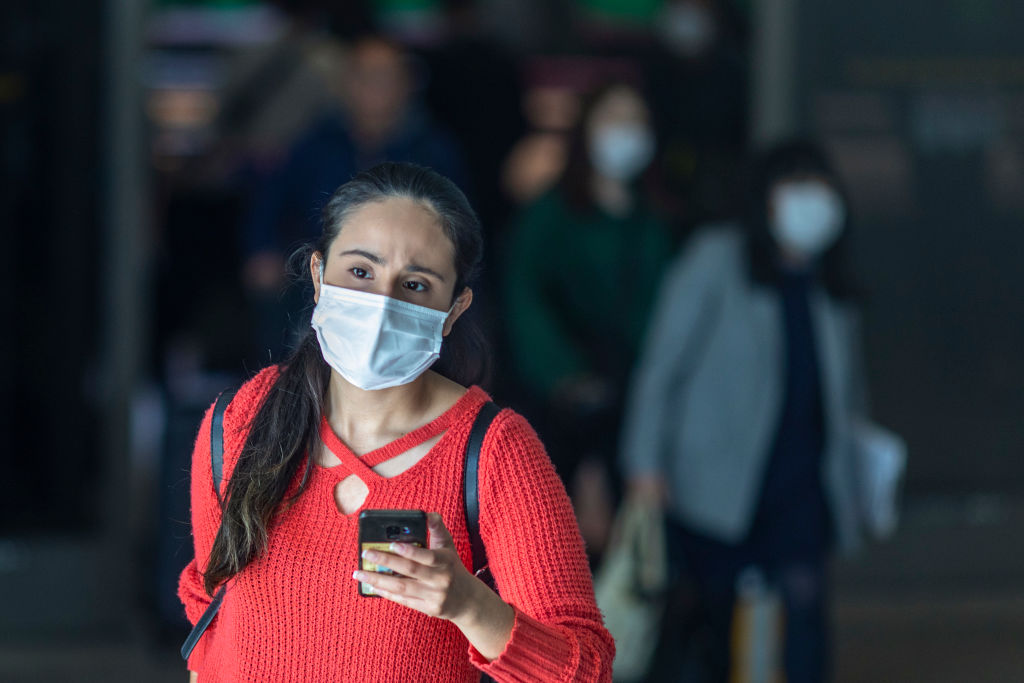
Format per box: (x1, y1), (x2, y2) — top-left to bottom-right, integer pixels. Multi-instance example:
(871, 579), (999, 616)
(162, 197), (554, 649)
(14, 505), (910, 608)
(317, 388), (476, 483)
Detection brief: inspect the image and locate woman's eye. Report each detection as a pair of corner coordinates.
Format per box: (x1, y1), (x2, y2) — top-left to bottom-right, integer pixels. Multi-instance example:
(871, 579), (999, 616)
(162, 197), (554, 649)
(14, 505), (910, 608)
(403, 281), (428, 293)
(350, 267), (371, 279)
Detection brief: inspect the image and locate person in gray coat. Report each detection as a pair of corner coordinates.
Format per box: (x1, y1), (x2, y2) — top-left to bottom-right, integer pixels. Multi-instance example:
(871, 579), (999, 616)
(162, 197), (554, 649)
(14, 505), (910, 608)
(620, 140), (868, 682)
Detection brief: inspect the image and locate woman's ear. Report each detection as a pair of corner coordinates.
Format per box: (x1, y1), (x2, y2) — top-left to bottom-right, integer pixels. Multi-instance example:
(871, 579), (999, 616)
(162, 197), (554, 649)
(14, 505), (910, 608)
(442, 287), (473, 336)
(310, 252), (323, 304)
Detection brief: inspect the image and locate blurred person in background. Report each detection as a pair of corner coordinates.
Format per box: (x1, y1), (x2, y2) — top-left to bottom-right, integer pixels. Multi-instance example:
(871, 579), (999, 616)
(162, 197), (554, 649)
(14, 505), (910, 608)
(620, 140), (867, 682)
(240, 33), (465, 361)
(646, 0), (749, 234)
(503, 82), (673, 557)
(415, 0), (527, 359)
(418, 0), (525, 233)
(179, 162), (613, 682)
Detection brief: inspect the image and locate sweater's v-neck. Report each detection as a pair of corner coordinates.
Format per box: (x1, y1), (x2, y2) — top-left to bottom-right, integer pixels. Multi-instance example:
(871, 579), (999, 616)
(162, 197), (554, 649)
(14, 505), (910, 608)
(317, 387), (477, 483)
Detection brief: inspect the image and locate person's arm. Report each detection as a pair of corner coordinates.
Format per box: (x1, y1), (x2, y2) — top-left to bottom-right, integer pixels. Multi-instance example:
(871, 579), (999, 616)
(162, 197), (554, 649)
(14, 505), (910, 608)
(189, 671), (198, 682)
(177, 401), (221, 675)
(846, 307), (871, 418)
(502, 197), (589, 399)
(177, 368), (279, 677)
(476, 410), (616, 681)
(619, 231), (724, 486)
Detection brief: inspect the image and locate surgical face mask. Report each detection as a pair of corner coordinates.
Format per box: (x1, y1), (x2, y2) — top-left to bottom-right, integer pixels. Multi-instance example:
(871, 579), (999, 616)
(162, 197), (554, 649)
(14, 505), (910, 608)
(659, 1), (717, 57)
(770, 182), (846, 257)
(589, 123), (655, 181)
(310, 270), (452, 391)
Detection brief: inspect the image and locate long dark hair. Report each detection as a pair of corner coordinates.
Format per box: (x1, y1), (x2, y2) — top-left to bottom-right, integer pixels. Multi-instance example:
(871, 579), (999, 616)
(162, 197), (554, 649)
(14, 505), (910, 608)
(203, 162), (487, 594)
(744, 139), (857, 300)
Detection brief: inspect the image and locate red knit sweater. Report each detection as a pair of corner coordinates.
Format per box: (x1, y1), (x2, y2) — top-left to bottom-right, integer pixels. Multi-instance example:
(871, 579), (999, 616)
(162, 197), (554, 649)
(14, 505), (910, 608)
(179, 366), (615, 682)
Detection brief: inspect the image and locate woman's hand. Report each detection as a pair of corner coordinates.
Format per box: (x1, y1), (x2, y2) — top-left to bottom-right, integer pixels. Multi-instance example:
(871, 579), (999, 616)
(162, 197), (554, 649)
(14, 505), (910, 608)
(352, 512), (515, 659)
(627, 474), (670, 508)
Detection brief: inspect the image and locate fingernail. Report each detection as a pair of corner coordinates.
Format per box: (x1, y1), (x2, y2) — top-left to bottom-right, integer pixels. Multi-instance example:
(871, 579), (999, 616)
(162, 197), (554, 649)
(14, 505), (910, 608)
(389, 542), (403, 553)
(352, 570), (362, 580)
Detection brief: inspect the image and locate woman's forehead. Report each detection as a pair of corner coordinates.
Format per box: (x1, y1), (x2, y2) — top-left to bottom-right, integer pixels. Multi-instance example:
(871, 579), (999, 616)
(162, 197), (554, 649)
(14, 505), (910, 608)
(330, 197), (455, 264)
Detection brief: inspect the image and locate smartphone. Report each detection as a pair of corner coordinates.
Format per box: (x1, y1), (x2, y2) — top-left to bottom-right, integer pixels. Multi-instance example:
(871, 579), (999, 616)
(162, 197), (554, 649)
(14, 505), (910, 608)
(357, 509), (427, 597)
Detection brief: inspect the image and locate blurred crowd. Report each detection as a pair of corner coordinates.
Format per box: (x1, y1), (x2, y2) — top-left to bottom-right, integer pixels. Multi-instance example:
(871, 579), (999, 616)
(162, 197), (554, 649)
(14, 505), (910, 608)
(145, 1), (883, 681)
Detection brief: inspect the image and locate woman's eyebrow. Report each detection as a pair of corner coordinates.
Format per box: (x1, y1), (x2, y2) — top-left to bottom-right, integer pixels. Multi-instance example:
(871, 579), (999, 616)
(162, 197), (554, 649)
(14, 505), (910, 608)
(339, 249), (385, 265)
(406, 263), (447, 282)
(339, 249), (446, 282)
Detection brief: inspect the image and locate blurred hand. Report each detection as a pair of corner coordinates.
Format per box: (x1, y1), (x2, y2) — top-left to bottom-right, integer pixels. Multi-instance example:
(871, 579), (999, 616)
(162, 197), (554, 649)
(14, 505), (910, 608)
(627, 475), (669, 509)
(242, 251), (286, 292)
(573, 458), (614, 556)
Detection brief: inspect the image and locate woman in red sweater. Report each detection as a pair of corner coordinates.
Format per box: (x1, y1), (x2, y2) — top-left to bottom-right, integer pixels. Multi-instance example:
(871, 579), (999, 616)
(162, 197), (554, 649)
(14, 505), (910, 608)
(179, 162), (614, 682)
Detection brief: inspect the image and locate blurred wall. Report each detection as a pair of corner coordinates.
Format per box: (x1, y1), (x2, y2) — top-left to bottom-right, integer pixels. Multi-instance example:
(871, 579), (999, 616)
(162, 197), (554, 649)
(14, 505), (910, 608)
(1, 0), (104, 533)
(797, 0), (1024, 492)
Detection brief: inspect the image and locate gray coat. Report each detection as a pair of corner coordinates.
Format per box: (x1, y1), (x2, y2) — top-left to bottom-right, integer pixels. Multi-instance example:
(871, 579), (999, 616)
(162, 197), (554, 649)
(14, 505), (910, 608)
(620, 227), (868, 552)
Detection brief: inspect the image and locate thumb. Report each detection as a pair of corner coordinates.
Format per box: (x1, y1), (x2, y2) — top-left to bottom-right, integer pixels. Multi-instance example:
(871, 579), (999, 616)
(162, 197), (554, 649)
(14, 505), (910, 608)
(427, 512), (455, 550)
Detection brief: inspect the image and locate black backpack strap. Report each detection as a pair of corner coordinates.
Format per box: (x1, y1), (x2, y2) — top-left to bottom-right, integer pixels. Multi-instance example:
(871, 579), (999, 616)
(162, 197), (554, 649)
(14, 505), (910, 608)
(210, 388), (237, 507)
(180, 582), (227, 661)
(463, 401), (501, 683)
(181, 388), (236, 662)
(463, 401), (501, 577)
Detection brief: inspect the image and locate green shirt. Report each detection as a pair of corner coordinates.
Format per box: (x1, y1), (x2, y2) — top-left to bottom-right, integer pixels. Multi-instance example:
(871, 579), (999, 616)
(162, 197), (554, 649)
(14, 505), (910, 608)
(503, 190), (673, 399)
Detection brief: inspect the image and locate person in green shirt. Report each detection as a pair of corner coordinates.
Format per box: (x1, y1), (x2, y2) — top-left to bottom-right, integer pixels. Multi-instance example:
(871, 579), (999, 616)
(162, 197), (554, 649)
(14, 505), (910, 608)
(503, 81), (673, 555)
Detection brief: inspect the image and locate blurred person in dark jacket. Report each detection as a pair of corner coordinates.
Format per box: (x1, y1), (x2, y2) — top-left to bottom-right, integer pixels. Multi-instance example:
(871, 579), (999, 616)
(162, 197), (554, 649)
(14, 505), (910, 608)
(504, 82), (673, 557)
(621, 141), (868, 683)
(241, 33), (465, 360)
(646, 0), (749, 233)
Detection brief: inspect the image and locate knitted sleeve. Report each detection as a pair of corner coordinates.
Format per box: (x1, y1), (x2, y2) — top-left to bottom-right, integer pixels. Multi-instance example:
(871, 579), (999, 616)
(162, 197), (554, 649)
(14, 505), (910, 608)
(469, 410), (615, 682)
(177, 365), (280, 672)
(177, 399), (220, 672)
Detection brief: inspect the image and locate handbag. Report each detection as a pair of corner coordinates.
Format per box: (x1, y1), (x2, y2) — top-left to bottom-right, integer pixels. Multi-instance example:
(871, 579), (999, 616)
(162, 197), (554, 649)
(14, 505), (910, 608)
(851, 419), (906, 540)
(594, 499), (669, 682)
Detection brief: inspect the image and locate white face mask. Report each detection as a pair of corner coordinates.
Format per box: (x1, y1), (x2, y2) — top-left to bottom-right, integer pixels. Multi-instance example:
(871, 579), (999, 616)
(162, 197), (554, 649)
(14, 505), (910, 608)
(770, 182), (846, 257)
(310, 271), (452, 391)
(589, 123), (655, 181)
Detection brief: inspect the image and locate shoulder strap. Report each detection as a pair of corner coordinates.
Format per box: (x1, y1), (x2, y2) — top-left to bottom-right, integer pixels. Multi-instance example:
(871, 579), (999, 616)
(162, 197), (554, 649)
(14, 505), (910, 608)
(180, 387), (236, 662)
(210, 388), (237, 507)
(180, 582), (226, 661)
(463, 401), (501, 577)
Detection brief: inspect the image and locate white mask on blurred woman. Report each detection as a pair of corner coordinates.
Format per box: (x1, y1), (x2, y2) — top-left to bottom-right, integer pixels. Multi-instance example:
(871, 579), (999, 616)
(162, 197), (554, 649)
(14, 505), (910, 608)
(589, 123), (655, 182)
(770, 181), (845, 257)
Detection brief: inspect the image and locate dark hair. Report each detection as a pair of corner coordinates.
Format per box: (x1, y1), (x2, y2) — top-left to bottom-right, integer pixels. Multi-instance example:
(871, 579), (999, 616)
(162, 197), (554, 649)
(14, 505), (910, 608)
(744, 139), (857, 300)
(203, 162), (488, 594)
(560, 81), (653, 214)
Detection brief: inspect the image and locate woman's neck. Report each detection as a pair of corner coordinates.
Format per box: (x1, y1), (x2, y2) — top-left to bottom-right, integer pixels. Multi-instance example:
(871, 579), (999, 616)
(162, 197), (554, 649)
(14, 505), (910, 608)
(590, 173), (633, 217)
(776, 247), (814, 272)
(325, 371), (436, 446)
